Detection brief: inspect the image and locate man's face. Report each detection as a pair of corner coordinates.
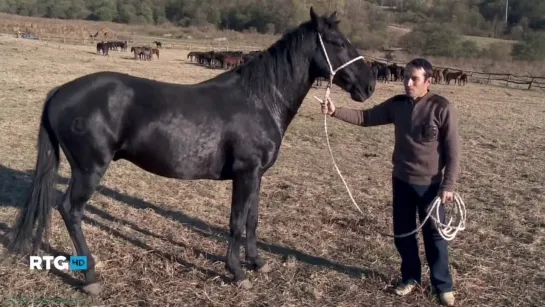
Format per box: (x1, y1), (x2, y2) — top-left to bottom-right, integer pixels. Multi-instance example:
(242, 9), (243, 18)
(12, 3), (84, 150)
(403, 65), (431, 99)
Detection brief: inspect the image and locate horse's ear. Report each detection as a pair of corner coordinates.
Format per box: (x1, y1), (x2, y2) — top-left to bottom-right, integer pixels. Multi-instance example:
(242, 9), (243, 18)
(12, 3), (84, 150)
(329, 11), (338, 22)
(310, 6), (323, 30)
(325, 11), (340, 27)
(310, 7), (318, 23)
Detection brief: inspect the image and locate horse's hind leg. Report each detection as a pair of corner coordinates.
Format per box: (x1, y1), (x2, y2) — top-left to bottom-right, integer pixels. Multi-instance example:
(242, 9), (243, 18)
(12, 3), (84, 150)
(58, 165), (108, 295)
(226, 170), (261, 289)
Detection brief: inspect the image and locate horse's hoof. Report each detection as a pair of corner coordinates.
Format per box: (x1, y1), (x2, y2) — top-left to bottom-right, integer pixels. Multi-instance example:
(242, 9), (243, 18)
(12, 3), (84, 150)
(257, 263), (272, 274)
(238, 279), (252, 290)
(82, 282), (101, 296)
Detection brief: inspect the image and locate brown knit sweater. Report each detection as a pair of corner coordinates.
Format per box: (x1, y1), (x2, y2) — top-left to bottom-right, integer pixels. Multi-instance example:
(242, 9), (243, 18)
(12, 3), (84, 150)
(332, 91), (461, 191)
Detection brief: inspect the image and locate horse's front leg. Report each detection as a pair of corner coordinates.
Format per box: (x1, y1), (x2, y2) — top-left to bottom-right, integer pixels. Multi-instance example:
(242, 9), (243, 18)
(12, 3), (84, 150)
(226, 169), (262, 289)
(245, 176), (271, 274)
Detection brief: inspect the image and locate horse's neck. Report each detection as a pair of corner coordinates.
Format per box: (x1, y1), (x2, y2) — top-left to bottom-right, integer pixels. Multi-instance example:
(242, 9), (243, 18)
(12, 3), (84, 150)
(262, 40), (320, 134)
(261, 58), (316, 136)
(215, 25), (319, 134)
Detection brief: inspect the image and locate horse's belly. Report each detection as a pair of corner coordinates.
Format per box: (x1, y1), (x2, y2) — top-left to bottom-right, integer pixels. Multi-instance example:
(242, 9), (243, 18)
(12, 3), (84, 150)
(126, 129), (228, 180)
(169, 145), (226, 179)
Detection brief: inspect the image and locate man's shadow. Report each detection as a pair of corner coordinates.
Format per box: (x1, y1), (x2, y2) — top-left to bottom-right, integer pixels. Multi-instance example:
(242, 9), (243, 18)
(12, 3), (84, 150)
(0, 163), (389, 287)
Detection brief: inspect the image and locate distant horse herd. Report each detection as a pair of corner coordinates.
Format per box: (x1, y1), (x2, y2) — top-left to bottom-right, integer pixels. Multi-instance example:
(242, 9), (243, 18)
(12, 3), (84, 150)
(315, 59), (467, 87)
(362, 59), (468, 86)
(94, 41), (468, 85)
(130, 46), (160, 60)
(96, 40), (161, 61)
(433, 68), (469, 85)
(96, 40), (128, 55)
(186, 50), (262, 70)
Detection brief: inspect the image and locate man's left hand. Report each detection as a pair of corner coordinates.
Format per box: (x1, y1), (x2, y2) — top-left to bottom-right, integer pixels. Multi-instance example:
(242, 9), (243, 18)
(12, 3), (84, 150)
(439, 190), (454, 203)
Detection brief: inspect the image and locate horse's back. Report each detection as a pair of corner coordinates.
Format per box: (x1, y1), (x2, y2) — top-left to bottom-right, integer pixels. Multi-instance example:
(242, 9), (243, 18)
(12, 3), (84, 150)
(45, 71), (279, 179)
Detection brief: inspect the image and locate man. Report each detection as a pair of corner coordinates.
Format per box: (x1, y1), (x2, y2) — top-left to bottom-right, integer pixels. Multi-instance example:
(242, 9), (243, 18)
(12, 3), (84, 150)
(321, 58), (460, 306)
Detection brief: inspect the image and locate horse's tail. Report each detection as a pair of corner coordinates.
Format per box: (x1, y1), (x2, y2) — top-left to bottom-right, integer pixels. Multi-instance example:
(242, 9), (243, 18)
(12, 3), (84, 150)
(7, 86), (61, 256)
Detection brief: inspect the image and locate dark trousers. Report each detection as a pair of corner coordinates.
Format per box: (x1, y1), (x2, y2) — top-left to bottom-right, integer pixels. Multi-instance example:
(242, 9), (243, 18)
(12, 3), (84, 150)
(392, 176), (453, 293)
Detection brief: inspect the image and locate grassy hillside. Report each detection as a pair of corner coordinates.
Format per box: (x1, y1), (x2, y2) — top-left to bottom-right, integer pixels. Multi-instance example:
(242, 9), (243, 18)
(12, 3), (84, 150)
(386, 24), (517, 49)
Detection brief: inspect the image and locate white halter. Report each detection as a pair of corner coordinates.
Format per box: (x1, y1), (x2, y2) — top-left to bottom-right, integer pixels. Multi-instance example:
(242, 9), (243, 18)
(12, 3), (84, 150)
(314, 32), (366, 108)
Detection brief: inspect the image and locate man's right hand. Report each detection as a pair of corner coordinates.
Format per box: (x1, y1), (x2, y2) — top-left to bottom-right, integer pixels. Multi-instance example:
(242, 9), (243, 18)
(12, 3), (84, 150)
(322, 97), (336, 115)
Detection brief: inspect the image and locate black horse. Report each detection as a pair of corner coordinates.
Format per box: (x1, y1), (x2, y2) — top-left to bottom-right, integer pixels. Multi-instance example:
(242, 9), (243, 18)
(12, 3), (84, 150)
(96, 41), (109, 56)
(6, 7), (376, 294)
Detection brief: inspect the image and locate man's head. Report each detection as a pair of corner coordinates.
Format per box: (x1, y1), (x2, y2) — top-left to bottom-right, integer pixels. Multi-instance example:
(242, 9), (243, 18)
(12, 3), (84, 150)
(403, 58), (433, 99)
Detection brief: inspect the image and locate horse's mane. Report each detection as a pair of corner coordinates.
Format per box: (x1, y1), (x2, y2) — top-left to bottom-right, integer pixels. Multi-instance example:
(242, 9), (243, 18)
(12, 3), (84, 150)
(232, 20), (317, 106)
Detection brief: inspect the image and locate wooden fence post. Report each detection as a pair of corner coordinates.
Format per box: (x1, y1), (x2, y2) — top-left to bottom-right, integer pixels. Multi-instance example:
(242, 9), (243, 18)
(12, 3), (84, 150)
(487, 74), (491, 84)
(506, 74), (510, 87)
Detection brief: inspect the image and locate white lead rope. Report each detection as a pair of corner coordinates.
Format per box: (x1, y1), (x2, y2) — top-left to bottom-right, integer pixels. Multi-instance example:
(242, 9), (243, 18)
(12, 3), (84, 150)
(387, 193), (467, 241)
(312, 33), (466, 241)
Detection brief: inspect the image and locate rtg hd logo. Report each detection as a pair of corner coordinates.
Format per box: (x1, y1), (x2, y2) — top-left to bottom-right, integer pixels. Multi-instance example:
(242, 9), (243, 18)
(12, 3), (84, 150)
(29, 256), (88, 271)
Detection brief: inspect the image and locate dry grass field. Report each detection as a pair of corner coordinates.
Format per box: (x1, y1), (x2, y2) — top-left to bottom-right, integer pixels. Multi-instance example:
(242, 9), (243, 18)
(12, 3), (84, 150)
(0, 33), (544, 307)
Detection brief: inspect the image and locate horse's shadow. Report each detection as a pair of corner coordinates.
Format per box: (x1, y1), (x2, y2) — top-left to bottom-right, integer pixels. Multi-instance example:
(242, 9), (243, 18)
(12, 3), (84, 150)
(205, 65), (226, 70)
(182, 61), (225, 70)
(0, 163), (389, 286)
(181, 61), (200, 65)
(0, 221), (87, 289)
(85, 51), (112, 57)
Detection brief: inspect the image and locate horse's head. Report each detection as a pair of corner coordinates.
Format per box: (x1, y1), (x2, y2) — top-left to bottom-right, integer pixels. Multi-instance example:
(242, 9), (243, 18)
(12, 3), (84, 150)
(309, 7), (376, 102)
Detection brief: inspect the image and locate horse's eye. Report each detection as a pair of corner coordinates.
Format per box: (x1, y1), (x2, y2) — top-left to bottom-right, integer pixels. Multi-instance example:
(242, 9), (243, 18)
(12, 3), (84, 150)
(331, 40), (345, 48)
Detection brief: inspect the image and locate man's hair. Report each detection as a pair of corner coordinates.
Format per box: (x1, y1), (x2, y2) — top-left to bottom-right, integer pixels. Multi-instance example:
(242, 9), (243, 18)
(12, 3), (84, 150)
(406, 58), (433, 80)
